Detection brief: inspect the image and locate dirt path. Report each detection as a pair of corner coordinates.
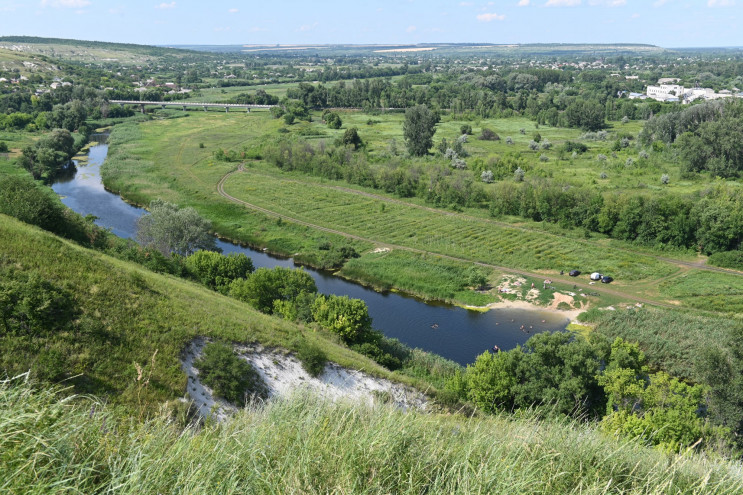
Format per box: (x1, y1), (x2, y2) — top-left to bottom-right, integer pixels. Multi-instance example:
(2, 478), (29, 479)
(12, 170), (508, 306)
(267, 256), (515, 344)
(216, 165), (687, 310)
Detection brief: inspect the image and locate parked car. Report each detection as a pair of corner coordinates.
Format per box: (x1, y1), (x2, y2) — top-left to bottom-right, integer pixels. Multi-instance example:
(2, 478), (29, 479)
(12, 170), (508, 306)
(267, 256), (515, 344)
(601, 276), (613, 284)
(569, 270), (581, 277)
(590, 272), (602, 281)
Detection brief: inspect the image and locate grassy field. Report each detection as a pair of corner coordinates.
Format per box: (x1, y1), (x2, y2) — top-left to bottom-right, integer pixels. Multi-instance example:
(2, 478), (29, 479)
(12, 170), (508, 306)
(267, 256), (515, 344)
(0, 213), (411, 410)
(4, 378), (742, 494)
(97, 111), (743, 312)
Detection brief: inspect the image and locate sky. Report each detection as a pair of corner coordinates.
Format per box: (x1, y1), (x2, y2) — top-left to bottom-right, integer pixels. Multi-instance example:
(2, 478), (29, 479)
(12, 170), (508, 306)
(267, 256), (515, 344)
(0, 0), (741, 48)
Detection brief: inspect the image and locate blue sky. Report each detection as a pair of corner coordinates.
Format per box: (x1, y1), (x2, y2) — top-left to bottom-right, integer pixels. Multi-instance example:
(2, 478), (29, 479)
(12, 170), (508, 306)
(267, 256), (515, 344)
(1, 0), (741, 48)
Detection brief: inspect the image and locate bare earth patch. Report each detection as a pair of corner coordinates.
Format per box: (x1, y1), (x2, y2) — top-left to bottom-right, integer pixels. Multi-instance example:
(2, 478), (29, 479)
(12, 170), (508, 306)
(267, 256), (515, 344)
(181, 339), (428, 421)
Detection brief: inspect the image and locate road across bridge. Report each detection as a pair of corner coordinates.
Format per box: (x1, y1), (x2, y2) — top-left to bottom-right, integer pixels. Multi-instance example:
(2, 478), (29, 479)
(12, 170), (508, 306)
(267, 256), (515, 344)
(108, 100), (277, 113)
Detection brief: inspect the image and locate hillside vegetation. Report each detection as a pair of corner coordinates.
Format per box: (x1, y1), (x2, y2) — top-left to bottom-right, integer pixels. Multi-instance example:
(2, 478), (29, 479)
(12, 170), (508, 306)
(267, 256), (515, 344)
(0, 213), (399, 410)
(3, 377), (742, 495)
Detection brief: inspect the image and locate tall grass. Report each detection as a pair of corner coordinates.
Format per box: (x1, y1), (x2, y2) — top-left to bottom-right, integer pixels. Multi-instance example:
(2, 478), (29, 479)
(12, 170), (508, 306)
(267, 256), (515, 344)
(3, 377), (742, 494)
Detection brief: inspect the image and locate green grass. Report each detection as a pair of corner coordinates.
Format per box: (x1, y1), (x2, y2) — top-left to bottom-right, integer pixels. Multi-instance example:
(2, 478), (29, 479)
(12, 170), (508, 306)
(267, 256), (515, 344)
(659, 271), (743, 313)
(0, 213), (408, 411)
(339, 250), (496, 306)
(97, 112), (743, 312)
(4, 378), (742, 494)
(223, 166), (674, 282)
(595, 307), (743, 381)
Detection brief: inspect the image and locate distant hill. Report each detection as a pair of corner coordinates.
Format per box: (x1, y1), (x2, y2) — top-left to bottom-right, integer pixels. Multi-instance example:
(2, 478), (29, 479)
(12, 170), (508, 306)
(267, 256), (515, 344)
(176, 42), (666, 57)
(0, 36), (199, 64)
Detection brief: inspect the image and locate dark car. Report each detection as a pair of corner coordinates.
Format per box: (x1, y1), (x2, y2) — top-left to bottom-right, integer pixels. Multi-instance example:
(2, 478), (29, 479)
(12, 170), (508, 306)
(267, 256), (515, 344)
(601, 276), (613, 284)
(569, 270), (581, 277)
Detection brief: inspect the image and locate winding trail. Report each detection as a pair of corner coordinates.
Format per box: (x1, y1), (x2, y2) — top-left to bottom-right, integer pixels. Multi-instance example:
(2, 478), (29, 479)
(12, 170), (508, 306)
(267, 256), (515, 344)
(216, 164), (690, 310)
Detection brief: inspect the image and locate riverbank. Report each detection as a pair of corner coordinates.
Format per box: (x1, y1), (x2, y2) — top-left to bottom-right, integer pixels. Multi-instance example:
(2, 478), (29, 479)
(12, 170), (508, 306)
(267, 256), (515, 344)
(464, 298), (584, 322)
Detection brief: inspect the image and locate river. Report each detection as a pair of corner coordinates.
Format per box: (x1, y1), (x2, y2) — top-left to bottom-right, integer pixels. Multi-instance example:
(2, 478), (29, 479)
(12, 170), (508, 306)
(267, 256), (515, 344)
(52, 137), (568, 365)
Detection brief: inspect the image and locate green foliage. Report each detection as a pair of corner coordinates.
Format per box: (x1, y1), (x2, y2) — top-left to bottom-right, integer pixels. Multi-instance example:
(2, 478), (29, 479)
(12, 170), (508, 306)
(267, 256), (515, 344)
(0, 267), (77, 337)
(340, 127), (362, 149)
(0, 141), (8, 152)
(403, 104), (439, 156)
(324, 111), (342, 129)
(0, 174), (65, 233)
(194, 342), (267, 404)
(295, 341), (327, 377)
(600, 371), (726, 453)
(17, 128), (77, 181)
(230, 266), (317, 314)
(185, 250), (254, 292)
(707, 250), (743, 270)
(311, 294), (372, 344)
(136, 199), (218, 256)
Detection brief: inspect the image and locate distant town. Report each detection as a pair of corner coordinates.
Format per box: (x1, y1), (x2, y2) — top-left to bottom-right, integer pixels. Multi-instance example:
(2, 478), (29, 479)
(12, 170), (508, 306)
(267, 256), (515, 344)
(628, 78), (743, 103)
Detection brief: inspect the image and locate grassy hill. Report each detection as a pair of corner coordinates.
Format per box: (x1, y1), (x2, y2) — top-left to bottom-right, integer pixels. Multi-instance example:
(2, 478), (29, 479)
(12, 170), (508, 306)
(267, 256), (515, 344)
(3, 376), (742, 494)
(0, 36), (198, 65)
(0, 213), (401, 410)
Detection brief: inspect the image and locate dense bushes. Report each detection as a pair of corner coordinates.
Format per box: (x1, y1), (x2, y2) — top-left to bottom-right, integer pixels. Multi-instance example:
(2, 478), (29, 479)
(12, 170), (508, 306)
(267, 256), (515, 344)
(185, 251), (254, 292)
(194, 342), (267, 404)
(450, 331), (731, 452)
(707, 250), (743, 270)
(17, 128), (78, 181)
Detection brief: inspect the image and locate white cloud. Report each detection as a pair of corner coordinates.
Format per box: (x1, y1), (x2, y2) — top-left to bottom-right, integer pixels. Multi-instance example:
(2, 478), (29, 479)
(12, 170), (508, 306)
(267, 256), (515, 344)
(298, 22), (318, 32)
(228, 8), (238, 13)
(653, 0), (671, 6)
(589, 0), (626, 5)
(631, 12), (640, 17)
(40, 0), (91, 7)
(406, 25), (417, 32)
(545, 0), (581, 5)
(477, 12), (506, 21)
(708, 0), (735, 6)
(155, 1), (175, 9)
(518, 0), (530, 5)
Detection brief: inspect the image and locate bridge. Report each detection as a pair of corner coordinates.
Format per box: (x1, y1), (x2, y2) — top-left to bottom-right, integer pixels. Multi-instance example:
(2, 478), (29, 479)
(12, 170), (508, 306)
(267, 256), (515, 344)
(108, 100), (277, 113)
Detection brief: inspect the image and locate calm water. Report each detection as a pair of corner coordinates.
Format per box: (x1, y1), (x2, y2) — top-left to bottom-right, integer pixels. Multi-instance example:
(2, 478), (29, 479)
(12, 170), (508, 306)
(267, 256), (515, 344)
(52, 138), (568, 365)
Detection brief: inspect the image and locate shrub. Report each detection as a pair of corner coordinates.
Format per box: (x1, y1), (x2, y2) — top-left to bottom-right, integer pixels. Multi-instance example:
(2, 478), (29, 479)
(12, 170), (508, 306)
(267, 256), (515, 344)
(0, 141), (8, 152)
(539, 154), (549, 162)
(295, 342), (327, 377)
(639, 150), (649, 159)
(0, 175), (65, 233)
(625, 158), (634, 167)
(194, 342), (267, 405)
(519, 128), (526, 135)
(528, 140), (539, 151)
(532, 132), (542, 143)
(460, 124), (472, 135)
(481, 170), (494, 183)
(312, 294), (372, 344)
(597, 154), (607, 162)
(622, 116), (630, 124)
(451, 158), (467, 169)
(600, 172), (608, 179)
(707, 251), (743, 270)
(514, 167), (525, 182)
(478, 128), (499, 141)
(540, 139), (552, 150)
(185, 251), (254, 292)
(505, 136), (514, 145)
(562, 141), (588, 153)
(661, 173), (670, 185)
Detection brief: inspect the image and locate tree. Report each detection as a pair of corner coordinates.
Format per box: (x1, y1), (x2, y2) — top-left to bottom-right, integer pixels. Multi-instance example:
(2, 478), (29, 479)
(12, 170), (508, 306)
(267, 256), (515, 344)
(136, 199), (218, 256)
(325, 111), (342, 129)
(311, 294), (372, 344)
(403, 104), (439, 156)
(229, 267), (316, 314)
(341, 127), (362, 149)
(185, 251), (254, 292)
